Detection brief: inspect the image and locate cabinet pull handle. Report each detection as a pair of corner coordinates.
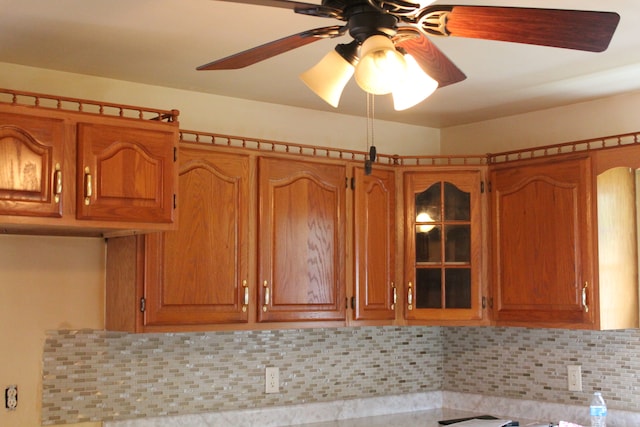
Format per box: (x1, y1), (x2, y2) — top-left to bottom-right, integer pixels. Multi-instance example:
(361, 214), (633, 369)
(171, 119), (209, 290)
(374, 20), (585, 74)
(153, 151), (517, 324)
(407, 281), (413, 311)
(263, 280), (270, 312)
(242, 280), (249, 313)
(391, 282), (397, 310)
(582, 281), (589, 313)
(83, 166), (93, 206)
(53, 163), (62, 203)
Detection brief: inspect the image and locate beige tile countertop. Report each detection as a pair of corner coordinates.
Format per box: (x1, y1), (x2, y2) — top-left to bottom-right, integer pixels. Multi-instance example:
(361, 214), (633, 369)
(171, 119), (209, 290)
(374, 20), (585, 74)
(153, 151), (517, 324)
(291, 408), (536, 427)
(105, 391), (640, 427)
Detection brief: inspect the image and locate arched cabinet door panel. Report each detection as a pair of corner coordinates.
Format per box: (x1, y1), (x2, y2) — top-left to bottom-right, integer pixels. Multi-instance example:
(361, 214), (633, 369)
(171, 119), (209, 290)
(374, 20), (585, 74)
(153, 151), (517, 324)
(144, 148), (251, 326)
(490, 157), (593, 326)
(258, 157), (346, 322)
(0, 112), (66, 218)
(353, 166), (396, 321)
(77, 122), (176, 223)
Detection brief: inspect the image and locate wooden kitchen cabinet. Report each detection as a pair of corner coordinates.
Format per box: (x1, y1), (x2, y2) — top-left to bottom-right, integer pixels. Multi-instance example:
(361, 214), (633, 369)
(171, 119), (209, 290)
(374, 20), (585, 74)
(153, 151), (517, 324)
(0, 89), (179, 235)
(107, 149), (348, 331)
(143, 147), (251, 327)
(76, 122), (177, 224)
(403, 169), (485, 323)
(0, 111), (67, 218)
(490, 156), (594, 327)
(107, 146), (252, 332)
(591, 146), (640, 330)
(104, 125), (640, 333)
(257, 157), (346, 322)
(352, 165), (396, 321)
(490, 149), (640, 330)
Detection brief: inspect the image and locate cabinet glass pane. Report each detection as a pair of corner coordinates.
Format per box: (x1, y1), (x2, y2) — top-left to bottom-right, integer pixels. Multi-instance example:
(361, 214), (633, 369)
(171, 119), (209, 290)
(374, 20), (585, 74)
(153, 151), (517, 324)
(415, 225), (441, 263)
(445, 225), (470, 263)
(415, 183), (441, 222)
(444, 182), (470, 221)
(416, 268), (442, 308)
(445, 268), (471, 308)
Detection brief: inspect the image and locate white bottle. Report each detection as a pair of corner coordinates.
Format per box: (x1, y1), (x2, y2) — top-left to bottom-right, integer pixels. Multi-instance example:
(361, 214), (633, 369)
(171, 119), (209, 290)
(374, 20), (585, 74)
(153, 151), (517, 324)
(590, 391), (607, 427)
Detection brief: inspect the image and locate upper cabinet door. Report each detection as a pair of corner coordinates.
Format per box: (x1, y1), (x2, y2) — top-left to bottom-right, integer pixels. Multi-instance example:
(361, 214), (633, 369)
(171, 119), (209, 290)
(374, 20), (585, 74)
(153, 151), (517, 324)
(77, 122), (177, 223)
(143, 148), (251, 326)
(490, 157), (593, 326)
(353, 166), (396, 321)
(404, 170), (484, 322)
(258, 157), (346, 322)
(0, 112), (66, 218)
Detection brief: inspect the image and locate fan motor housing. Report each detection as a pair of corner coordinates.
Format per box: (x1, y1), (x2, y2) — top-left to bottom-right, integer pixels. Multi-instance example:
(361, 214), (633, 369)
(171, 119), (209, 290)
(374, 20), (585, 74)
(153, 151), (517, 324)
(348, 9), (398, 41)
(324, 0), (399, 42)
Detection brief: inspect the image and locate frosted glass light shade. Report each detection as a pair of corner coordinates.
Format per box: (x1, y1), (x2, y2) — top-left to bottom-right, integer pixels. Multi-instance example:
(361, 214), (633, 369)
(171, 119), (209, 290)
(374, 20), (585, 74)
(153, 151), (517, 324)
(392, 54), (438, 111)
(355, 35), (406, 95)
(300, 50), (355, 108)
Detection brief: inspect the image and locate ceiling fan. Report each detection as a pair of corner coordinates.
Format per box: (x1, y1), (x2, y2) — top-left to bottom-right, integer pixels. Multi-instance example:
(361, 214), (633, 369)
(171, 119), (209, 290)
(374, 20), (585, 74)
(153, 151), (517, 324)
(197, 0), (620, 110)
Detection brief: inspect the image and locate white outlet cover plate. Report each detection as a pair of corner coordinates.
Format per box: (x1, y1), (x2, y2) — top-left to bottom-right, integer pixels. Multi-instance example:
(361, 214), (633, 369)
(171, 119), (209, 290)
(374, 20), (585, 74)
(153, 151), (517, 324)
(567, 365), (582, 392)
(265, 367), (279, 393)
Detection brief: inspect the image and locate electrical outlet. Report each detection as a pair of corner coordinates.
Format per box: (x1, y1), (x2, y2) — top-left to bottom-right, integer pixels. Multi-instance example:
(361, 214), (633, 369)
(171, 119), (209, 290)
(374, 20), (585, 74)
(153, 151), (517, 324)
(265, 367), (279, 393)
(5, 385), (17, 410)
(567, 365), (582, 392)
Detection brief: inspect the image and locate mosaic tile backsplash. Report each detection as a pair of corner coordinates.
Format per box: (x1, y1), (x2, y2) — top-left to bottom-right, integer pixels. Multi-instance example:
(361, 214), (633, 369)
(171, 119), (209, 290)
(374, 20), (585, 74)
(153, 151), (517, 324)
(42, 326), (640, 425)
(42, 327), (443, 425)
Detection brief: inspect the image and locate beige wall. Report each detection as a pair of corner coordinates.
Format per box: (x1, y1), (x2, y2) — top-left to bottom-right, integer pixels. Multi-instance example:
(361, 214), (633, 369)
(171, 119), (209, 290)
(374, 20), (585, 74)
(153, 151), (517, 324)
(440, 89), (640, 155)
(0, 235), (104, 427)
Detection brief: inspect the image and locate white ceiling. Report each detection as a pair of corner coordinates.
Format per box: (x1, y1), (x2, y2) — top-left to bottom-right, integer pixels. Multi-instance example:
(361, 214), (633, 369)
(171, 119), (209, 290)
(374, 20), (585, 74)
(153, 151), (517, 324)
(1, 0), (639, 128)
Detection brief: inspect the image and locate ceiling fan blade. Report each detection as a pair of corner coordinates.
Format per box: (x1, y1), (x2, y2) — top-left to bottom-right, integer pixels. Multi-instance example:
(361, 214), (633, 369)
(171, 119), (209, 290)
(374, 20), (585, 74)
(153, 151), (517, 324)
(197, 26), (343, 70)
(211, 0), (341, 18)
(444, 6), (620, 52)
(395, 29), (466, 88)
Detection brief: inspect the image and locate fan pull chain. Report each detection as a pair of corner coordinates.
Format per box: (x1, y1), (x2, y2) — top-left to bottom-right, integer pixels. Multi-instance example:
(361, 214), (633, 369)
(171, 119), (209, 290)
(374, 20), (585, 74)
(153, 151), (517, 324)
(365, 93), (376, 176)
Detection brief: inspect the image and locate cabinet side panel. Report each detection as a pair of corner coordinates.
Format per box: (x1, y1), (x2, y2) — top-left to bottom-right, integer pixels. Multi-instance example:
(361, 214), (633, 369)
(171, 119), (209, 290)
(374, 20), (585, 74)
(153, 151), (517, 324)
(597, 167), (639, 329)
(106, 235), (140, 332)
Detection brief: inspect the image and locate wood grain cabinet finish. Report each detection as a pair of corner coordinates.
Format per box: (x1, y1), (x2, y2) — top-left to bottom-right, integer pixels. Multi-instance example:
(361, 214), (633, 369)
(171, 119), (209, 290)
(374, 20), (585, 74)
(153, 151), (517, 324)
(490, 156), (594, 326)
(352, 166), (396, 321)
(0, 95), (178, 235)
(77, 123), (176, 224)
(0, 112), (67, 218)
(107, 152), (349, 331)
(590, 146), (640, 330)
(142, 147), (251, 327)
(257, 157), (346, 322)
(403, 170), (484, 323)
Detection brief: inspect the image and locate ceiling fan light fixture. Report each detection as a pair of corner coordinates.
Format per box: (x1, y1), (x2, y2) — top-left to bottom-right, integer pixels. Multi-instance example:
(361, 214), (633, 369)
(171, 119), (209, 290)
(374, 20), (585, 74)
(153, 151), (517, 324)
(392, 53), (439, 111)
(355, 35), (407, 95)
(300, 42), (359, 108)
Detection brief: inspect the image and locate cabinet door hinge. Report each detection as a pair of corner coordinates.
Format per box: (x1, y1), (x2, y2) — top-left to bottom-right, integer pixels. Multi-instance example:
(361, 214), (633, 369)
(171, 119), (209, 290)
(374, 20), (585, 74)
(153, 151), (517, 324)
(351, 296), (356, 310)
(481, 181), (485, 193)
(140, 297), (146, 313)
(351, 177), (355, 190)
(482, 296), (486, 309)
(173, 147), (178, 162)
(173, 194), (177, 209)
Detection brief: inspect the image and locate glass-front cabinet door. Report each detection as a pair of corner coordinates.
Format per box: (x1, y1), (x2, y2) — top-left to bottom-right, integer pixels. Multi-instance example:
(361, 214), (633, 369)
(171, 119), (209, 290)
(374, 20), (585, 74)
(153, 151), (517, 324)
(404, 170), (484, 322)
